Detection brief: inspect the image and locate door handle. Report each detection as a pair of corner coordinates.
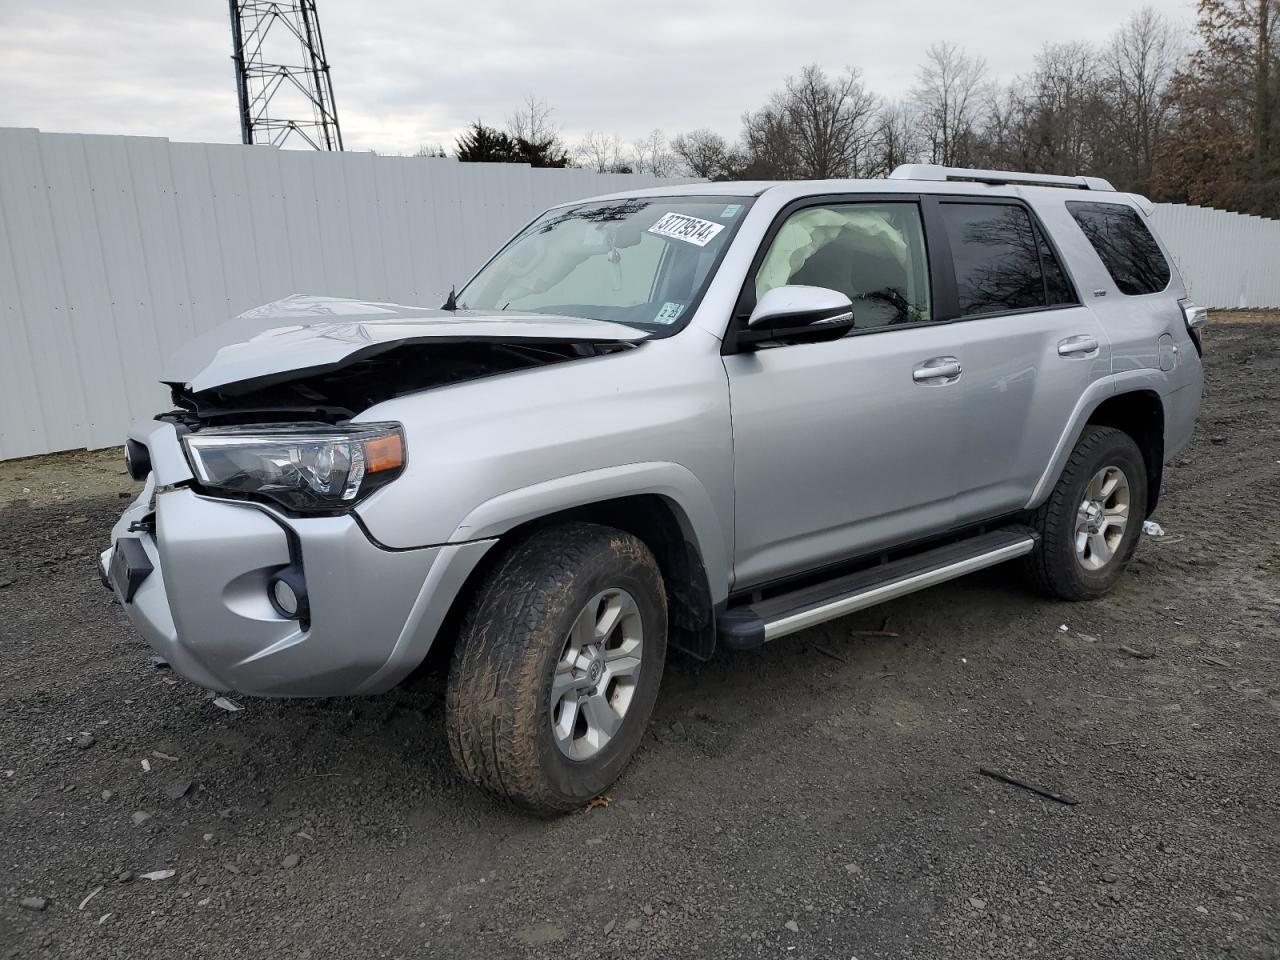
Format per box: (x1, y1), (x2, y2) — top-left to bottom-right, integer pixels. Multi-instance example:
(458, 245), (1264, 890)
(912, 357), (962, 384)
(1057, 335), (1099, 358)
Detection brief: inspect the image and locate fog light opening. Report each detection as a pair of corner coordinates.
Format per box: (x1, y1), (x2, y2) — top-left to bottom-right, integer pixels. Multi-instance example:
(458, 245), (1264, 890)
(124, 439), (151, 481)
(268, 567), (309, 623)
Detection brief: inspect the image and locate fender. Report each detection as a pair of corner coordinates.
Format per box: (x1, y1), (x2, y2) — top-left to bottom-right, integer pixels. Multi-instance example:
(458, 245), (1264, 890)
(449, 461), (732, 604)
(1026, 369), (1169, 509)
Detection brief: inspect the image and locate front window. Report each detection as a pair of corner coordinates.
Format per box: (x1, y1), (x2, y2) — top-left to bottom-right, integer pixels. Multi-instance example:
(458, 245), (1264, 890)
(458, 196), (750, 332)
(754, 203), (932, 329)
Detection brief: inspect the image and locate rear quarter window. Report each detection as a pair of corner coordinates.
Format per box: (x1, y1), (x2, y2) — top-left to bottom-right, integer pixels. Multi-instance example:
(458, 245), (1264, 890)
(1066, 200), (1171, 296)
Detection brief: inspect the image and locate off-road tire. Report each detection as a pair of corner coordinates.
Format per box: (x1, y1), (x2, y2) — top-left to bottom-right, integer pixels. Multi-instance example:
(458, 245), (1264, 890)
(445, 522), (667, 815)
(1023, 425), (1148, 601)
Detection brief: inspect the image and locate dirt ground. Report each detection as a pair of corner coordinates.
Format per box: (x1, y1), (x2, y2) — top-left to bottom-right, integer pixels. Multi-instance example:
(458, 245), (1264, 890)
(1, 312), (1277, 960)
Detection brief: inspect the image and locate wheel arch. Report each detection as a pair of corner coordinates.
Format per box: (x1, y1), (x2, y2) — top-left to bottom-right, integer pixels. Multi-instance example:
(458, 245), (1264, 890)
(442, 464), (728, 661)
(1085, 389), (1165, 515)
(1029, 377), (1168, 517)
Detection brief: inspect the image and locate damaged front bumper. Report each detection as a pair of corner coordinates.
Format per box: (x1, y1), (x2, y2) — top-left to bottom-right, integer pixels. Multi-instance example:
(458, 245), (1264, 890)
(101, 421), (494, 697)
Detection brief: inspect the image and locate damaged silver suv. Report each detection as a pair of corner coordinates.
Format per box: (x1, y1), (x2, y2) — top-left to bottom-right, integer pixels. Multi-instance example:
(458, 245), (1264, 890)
(103, 165), (1204, 813)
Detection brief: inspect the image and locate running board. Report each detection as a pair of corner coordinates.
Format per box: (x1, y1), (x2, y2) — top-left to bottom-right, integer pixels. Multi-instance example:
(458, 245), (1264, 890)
(717, 525), (1038, 649)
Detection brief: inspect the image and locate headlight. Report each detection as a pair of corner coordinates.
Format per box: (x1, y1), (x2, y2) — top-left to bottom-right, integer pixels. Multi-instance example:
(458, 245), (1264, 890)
(181, 422), (405, 512)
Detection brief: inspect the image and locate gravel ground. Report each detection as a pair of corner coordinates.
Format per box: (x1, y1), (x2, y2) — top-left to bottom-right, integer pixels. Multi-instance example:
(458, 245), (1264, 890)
(1, 313), (1278, 960)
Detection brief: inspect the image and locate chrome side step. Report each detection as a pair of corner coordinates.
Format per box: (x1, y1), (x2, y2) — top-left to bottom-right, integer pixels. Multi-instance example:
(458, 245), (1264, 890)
(717, 526), (1038, 649)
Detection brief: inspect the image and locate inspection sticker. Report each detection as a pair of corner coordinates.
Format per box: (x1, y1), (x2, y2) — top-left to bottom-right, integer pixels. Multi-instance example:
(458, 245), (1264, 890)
(648, 212), (725, 247)
(653, 301), (686, 324)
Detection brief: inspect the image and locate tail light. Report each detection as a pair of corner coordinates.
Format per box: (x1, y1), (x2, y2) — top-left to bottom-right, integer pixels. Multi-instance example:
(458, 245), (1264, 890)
(1179, 299), (1206, 356)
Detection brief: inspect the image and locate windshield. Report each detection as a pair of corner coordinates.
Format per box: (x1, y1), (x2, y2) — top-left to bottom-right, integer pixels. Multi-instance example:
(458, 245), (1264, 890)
(457, 196), (751, 333)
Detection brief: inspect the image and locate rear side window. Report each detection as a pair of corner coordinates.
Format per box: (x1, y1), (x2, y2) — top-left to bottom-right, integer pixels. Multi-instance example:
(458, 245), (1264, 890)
(1067, 201), (1171, 296)
(938, 202), (1076, 316)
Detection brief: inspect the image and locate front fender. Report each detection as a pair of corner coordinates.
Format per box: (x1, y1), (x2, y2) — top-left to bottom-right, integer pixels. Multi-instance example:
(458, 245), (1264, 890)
(449, 461), (731, 604)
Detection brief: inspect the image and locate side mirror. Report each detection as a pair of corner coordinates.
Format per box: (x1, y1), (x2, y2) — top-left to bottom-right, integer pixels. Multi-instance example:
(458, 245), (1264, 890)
(741, 285), (856, 346)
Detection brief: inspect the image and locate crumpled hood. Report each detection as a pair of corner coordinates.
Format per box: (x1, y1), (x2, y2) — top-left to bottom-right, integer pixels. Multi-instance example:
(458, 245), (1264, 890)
(165, 294), (647, 392)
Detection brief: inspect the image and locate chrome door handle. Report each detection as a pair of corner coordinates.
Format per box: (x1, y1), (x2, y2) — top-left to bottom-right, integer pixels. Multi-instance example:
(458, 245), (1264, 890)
(912, 357), (962, 383)
(1058, 335), (1099, 358)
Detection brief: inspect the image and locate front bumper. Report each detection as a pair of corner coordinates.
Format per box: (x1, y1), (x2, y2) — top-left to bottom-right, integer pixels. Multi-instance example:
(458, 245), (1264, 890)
(101, 424), (495, 697)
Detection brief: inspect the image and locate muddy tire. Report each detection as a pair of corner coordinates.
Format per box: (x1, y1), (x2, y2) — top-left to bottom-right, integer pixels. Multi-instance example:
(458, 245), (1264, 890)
(445, 522), (667, 815)
(1023, 425), (1148, 601)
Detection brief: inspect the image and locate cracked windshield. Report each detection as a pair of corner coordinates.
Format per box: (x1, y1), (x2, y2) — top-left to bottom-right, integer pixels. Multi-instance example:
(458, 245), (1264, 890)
(457, 197), (749, 331)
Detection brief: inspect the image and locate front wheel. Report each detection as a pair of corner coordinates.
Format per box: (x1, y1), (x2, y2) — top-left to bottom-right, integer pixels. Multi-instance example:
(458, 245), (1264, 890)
(1023, 425), (1148, 601)
(445, 522), (667, 814)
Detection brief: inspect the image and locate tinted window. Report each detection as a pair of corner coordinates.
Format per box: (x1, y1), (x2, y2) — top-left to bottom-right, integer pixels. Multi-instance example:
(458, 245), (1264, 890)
(1037, 227), (1076, 305)
(755, 203), (931, 329)
(1067, 200), (1171, 296)
(940, 202), (1060, 316)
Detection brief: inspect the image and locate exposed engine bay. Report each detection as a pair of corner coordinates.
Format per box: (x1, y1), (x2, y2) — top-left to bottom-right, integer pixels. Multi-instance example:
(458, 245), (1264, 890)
(163, 338), (636, 429)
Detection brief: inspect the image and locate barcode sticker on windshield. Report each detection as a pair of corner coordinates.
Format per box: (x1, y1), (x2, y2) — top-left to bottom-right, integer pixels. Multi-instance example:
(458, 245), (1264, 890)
(648, 212), (725, 247)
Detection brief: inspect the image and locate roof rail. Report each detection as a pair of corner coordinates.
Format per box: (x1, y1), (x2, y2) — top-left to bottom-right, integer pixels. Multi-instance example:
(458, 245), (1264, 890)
(889, 164), (1114, 192)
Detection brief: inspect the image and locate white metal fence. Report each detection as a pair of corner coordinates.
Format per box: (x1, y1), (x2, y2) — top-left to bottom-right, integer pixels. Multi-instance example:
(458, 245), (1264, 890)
(1148, 203), (1280, 310)
(1, 126), (1277, 460)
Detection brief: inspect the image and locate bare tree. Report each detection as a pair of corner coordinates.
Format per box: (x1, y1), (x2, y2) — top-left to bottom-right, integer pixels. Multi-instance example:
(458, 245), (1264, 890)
(870, 100), (922, 176)
(1024, 41), (1107, 173)
(1099, 7), (1181, 192)
(780, 65), (880, 178)
(671, 128), (737, 179)
(630, 129), (677, 176)
(506, 94), (559, 144)
(740, 102), (800, 178)
(912, 42), (988, 166)
(575, 130), (629, 172)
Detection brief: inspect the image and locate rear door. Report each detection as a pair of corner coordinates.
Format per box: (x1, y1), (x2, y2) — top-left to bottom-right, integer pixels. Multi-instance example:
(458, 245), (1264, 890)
(924, 196), (1112, 524)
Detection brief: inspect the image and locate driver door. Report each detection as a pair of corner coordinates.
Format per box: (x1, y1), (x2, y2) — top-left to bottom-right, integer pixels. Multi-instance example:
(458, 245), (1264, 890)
(722, 198), (966, 589)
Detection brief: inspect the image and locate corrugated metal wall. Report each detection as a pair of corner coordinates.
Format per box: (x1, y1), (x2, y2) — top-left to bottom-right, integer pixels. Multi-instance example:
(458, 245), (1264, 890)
(2, 125), (1277, 460)
(1148, 203), (1280, 310)
(0, 127), (696, 460)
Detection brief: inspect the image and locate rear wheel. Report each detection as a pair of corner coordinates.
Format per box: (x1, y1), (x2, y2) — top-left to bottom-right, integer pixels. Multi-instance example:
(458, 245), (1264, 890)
(445, 522), (667, 814)
(1024, 426), (1148, 600)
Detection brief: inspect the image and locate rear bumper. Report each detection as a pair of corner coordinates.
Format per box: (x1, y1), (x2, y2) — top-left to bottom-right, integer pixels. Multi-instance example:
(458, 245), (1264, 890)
(102, 424), (495, 697)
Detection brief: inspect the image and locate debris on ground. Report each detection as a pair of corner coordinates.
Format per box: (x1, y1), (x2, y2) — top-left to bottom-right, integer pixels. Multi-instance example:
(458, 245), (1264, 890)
(20, 896), (48, 911)
(784, 920), (800, 933)
(148, 655), (170, 670)
(1058, 624), (1070, 633)
(979, 767), (1078, 806)
(1143, 520), (1165, 537)
(131, 811), (152, 826)
(213, 696), (243, 713)
(163, 778), (193, 801)
(282, 853), (301, 869)
(77, 886), (103, 911)
(152, 750), (179, 761)
(1200, 655), (1231, 668)
(581, 794), (612, 813)
(1119, 645), (1154, 660)
(140, 870), (175, 881)
(140, 758), (151, 772)
(814, 644), (848, 663)
(72, 731), (95, 749)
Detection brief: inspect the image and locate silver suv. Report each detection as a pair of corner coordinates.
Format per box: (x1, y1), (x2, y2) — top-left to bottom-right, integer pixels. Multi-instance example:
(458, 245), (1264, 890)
(102, 165), (1204, 813)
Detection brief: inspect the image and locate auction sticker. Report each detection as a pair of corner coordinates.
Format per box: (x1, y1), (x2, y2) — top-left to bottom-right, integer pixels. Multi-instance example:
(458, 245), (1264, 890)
(648, 212), (725, 247)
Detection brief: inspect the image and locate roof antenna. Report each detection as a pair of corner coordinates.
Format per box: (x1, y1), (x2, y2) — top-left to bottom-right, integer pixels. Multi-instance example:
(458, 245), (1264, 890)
(443, 285), (457, 311)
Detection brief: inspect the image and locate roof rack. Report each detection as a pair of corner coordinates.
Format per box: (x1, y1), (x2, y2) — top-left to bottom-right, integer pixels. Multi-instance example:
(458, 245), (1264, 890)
(889, 164), (1114, 192)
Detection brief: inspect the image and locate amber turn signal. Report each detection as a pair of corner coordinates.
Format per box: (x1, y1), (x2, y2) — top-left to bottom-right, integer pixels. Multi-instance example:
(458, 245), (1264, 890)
(364, 433), (404, 474)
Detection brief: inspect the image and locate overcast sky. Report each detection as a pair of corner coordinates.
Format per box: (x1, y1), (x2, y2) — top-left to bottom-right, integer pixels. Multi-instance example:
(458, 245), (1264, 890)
(0, 0), (1195, 156)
